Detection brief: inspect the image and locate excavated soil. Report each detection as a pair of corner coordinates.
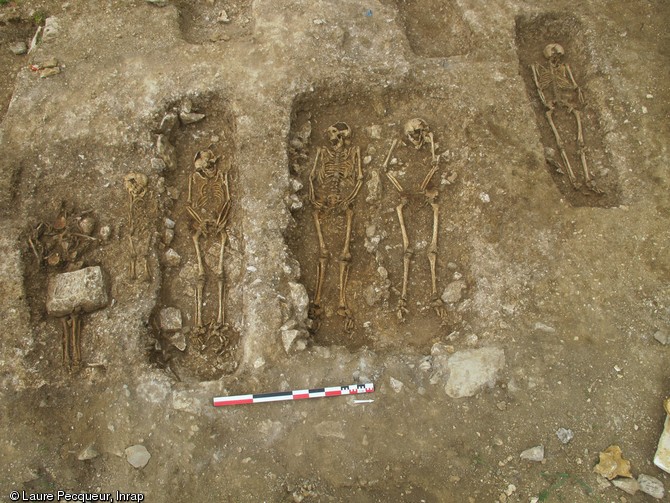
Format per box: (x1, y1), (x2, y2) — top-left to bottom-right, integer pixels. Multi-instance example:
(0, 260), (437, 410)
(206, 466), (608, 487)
(1, 1), (669, 502)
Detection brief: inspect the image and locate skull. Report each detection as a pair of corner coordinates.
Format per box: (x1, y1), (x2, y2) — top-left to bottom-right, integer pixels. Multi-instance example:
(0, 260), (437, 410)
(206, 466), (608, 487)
(325, 122), (351, 150)
(404, 118), (429, 149)
(543, 43), (565, 64)
(194, 149), (219, 178)
(124, 173), (148, 199)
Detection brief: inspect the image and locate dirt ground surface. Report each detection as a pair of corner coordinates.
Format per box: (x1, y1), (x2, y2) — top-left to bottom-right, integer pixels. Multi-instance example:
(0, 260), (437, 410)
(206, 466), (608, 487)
(1, 0), (669, 501)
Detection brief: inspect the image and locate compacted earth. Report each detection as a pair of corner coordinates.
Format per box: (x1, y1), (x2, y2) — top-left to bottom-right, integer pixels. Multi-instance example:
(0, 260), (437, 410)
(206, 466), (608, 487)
(0, 0), (668, 501)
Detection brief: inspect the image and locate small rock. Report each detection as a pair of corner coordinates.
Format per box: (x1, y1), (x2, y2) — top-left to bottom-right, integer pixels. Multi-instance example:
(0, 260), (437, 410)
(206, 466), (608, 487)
(365, 125), (382, 139)
(520, 445), (544, 462)
(179, 112), (206, 125)
(612, 478), (639, 496)
(654, 330), (670, 345)
(9, 41), (27, 55)
(46, 266), (109, 317)
(534, 322), (556, 333)
(389, 377), (404, 393)
(98, 225), (112, 241)
(556, 427), (574, 444)
(419, 360), (431, 371)
(42, 17), (60, 42)
(479, 192), (490, 203)
(654, 411), (670, 473)
(78, 217), (96, 236)
(146, 0), (168, 6)
(156, 134), (176, 170)
(151, 158), (166, 172)
(363, 155), (372, 165)
(637, 474), (664, 499)
(164, 229), (174, 246)
(165, 218), (175, 229)
(158, 112), (178, 136)
(217, 9), (230, 23)
(441, 280), (466, 304)
(366, 170), (381, 202)
(282, 329), (300, 353)
(125, 444), (151, 469)
(159, 307), (182, 332)
(288, 282), (309, 321)
(169, 332), (186, 351)
(77, 443), (99, 461)
(40, 67), (61, 78)
(444, 347), (505, 398)
(593, 445), (632, 480)
(164, 248), (181, 267)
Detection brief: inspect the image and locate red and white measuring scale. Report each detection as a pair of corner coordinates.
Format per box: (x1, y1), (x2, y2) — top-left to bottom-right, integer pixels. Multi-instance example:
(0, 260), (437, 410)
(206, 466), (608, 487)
(213, 382), (375, 407)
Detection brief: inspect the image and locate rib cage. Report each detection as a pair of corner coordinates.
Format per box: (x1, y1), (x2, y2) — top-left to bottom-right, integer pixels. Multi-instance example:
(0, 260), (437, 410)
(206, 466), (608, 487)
(194, 173), (228, 218)
(317, 147), (356, 207)
(536, 63), (575, 106)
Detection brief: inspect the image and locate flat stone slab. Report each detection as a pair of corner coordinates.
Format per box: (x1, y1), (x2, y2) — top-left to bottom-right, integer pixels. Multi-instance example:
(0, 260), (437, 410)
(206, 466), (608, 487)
(444, 347), (506, 398)
(46, 266), (108, 317)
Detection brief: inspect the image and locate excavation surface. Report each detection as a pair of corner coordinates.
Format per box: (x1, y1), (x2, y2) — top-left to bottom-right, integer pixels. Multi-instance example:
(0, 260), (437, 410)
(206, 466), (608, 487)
(0, 1), (668, 502)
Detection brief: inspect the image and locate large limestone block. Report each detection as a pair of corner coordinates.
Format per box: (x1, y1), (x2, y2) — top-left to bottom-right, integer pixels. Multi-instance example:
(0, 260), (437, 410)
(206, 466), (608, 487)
(46, 266), (108, 317)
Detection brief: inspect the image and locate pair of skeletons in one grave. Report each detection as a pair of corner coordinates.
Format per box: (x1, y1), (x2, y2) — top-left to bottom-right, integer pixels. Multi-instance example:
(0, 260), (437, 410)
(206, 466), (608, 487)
(308, 119), (444, 329)
(125, 150), (231, 331)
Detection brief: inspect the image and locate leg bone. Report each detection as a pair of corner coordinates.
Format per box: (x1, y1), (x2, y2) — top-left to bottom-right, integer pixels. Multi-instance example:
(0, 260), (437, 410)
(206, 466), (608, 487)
(337, 207), (354, 331)
(396, 199), (412, 322)
(311, 210), (328, 318)
(216, 231), (227, 325)
(427, 198), (446, 320)
(546, 110), (580, 189)
(572, 109), (603, 194)
(192, 230), (205, 327)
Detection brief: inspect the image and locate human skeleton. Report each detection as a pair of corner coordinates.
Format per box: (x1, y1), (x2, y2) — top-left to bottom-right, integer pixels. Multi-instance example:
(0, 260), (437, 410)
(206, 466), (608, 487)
(185, 148), (231, 328)
(383, 118), (446, 322)
(124, 173), (150, 280)
(308, 122), (363, 331)
(532, 43), (602, 193)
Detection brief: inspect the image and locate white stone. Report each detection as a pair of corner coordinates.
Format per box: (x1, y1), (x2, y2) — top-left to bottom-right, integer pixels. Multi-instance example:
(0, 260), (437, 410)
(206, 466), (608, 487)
(125, 445), (151, 469)
(444, 347), (505, 398)
(42, 17), (60, 42)
(159, 307), (182, 332)
(165, 248), (181, 267)
(9, 41), (27, 55)
(654, 414), (670, 473)
(612, 478), (639, 496)
(389, 377), (404, 393)
(637, 474), (664, 499)
(556, 427), (574, 444)
(77, 443), (99, 461)
(289, 282), (309, 320)
(366, 170), (381, 202)
(654, 330), (670, 345)
(520, 445), (544, 462)
(46, 266), (108, 317)
(282, 329), (300, 353)
(441, 280), (466, 304)
(366, 125), (382, 139)
(534, 322), (556, 333)
(179, 112), (206, 125)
